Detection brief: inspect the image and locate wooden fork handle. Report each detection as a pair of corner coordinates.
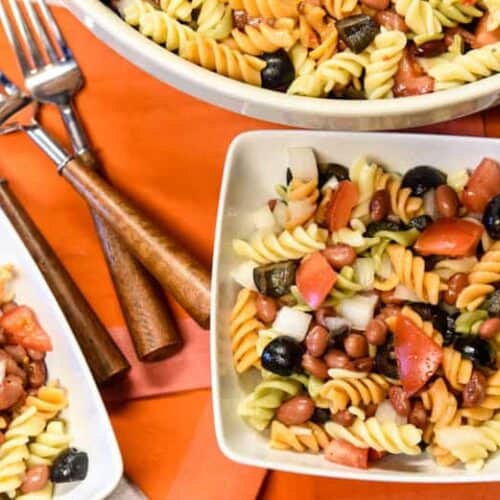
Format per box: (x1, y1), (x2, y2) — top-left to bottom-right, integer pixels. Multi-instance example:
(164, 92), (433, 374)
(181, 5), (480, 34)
(0, 180), (130, 384)
(60, 157), (211, 329)
(78, 150), (182, 361)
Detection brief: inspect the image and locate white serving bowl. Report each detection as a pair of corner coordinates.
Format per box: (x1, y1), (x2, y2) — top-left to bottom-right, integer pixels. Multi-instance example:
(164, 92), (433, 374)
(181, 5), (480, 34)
(64, 0), (500, 130)
(0, 209), (122, 499)
(211, 130), (500, 482)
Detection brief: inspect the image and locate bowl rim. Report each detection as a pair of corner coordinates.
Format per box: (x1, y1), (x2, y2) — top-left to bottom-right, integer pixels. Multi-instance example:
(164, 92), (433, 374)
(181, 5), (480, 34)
(64, 0), (500, 120)
(211, 130), (500, 483)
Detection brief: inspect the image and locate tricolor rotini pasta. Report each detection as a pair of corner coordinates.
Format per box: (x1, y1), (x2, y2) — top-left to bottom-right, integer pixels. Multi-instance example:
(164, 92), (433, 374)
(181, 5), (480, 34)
(229, 147), (500, 471)
(113, 0), (500, 98)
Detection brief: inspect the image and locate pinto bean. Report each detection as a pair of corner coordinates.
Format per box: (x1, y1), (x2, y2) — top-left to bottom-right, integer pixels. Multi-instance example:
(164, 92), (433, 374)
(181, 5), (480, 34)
(27, 349), (45, 362)
(0, 350), (26, 381)
(408, 401), (427, 429)
(361, 0), (389, 10)
(324, 349), (352, 369)
(20, 465), (49, 494)
(305, 325), (330, 357)
(479, 318), (500, 340)
(314, 307), (336, 328)
(380, 289), (405, 305)
(375, 10), (408, 32)
(435, 185), (459, 218)
(353, 357), (374, 372)
(388, 386), (410, 417)
(302, 353), (329, 379)
(370, 190), (390, 222)
(4, 345), (27, 364)
(444, 273), (468, 305)
(414, 40), (447, 58)
(444, 27), (476, 48)
(377, 306), (401, 320)
(365, 318), (388, 346)
(232, 9), (248, 30)
(331, 409), (355, 427)
(0, 375), (25, 410)
(276, 395), (315, 425)
(28, 361), (46, 389)
(463, 370), (487, 408)
(322, 244), (356, 270)
(344, 334), (368, 359)
(365, 403), (378, 418)
(255, 295), (277, 324)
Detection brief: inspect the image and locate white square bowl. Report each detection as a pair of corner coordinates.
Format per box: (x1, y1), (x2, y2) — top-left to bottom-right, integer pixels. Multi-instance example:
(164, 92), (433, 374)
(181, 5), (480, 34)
(211, 130), (500, 483)
(0, 209), (122, 499)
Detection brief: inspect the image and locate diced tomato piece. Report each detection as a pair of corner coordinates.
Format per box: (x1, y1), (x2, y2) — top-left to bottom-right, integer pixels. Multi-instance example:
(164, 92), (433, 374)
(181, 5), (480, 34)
(462, 158), (500, 213)
(0, 305), (52, 352)
(473, 15), (500, 48)
(327, 181), (359, 232)
(368, 448), (388, 462)
(393, 49), (434, 97)
(414, 218), (483, 257)
(394, 315), (442, 396)
(325, 439), (369, 469)
(296, 252), (337, 310)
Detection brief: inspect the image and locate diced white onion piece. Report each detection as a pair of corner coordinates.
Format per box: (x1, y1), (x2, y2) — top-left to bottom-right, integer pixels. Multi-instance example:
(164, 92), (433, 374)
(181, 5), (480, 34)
(337, 293), (378, 331)
(321, 176), (339, 193)
(324, 316), (351, 333)
(376, 254), (393, 279)
(328, 368), (368, 379)
(253, 205), (279, 233)
(288, 147), (318, 181)
(288, 200), (313, 223)
(272, 306), (312, 342)
(230, 261), (258, 291)
(0, 359), (5, 385)
(273, 200), (289, 228)
(353, 258), (375, 291)
(423, 189), (437, 220)
(375, 400), (408, 425)
(393, 284), (419, 302)
(290, 426), (313, 436)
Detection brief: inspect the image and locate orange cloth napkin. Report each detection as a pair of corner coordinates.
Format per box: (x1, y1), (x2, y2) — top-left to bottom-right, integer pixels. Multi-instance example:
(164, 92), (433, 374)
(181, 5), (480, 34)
(0, 5), (498, 499)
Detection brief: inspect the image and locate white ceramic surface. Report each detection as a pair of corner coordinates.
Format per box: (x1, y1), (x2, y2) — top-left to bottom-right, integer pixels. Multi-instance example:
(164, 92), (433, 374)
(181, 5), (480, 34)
(212, 131), (500, 482)
(0, 209), (122, 499)
(63, 0), (500, 130)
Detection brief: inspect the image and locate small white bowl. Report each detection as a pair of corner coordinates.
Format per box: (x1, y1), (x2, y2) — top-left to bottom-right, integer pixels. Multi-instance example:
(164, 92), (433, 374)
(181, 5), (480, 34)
(211, 130), (500, 482)
(0, 210), (122, 499)
(63, 0), (500, 130)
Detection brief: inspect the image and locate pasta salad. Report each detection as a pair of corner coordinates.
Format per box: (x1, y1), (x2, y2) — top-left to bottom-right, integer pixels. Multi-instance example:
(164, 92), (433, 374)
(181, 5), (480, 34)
(230, 148), (500, 471)
(0, 265), (88, 498)
(105, 0), (500, 99)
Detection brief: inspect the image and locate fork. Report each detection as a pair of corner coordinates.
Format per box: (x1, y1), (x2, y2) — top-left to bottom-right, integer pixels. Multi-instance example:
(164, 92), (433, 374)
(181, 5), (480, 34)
(0, 0), (182, 361)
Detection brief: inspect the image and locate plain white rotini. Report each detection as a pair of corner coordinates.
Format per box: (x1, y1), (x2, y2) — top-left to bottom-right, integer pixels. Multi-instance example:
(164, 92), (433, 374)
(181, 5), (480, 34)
(429, 0), (483, 28)
(195, 0), (233, 40)
(228, 0), (300, 18)
(483, 0), (500, 30)
(364, 30), (407, 99)
(394, 0), (442, 41)
(232, 223), (328, 264)
(325, 417), (423, 454)
(159, 0), (193, 21)
(317, 50), (368, 92)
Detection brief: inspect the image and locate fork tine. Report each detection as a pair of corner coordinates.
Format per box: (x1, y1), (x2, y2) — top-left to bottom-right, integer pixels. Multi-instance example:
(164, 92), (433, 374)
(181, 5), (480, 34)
(5, 0), (44, 71)
(0, 1), (32, 76)
(36, 0), (72, 61)
(0, 70), (22, 97)
(22, 0), (57, 63)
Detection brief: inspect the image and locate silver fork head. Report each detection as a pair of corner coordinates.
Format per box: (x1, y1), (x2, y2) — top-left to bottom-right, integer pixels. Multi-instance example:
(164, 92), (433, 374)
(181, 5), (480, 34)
(0, 0), (82, 104)
(0, 71), (35, 133)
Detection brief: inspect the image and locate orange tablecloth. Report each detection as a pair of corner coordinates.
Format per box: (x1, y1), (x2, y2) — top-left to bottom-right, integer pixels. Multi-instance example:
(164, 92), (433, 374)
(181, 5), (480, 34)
(2, 7), (500, 500)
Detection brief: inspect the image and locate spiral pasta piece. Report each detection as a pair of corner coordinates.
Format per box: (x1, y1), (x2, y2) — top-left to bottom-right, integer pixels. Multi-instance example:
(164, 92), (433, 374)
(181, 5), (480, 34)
(364, 30), (407, 99)
(429, 0), (483, 28)
(270, 420), (330, 452)
(16, 482), (54, 499)
(316, 50), (368, 92)
(233, 223), (328, 264)
(29, 420), (71, 467)
(289, 42), (317, 77)
(427, 42), (500, 90)
(25, 384), (68, 420)
(421, 378), (461, 428)
(321, 0), (360, 18)
(456, 241), (500, 311)
(386, 244), (443, 304)
(319, 374), (392, 412)
(394, 0), (442, 41)
(180, 36), (266, 85)
(385, 305), (443, 344)
(483, 0), (500, 31)
(0, 407), (45, 495)
(325, 417), (423, 454)
(230, 288), (264, 373)
(442, 346), (473, 391)
(230, 20), (297, 55)
(0, 263), (15, 303)
(228, 0), (300, 18)
(298, 5), (338, 62)
(195, 0), (233, 40)
(119, 0), (156, 26)
(434, 256), (478, 281)
(159, 0), (194, 21)
(286, 178), (320, 229)
(459, 370), (500, 425)
(238, 377), (303, 430)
